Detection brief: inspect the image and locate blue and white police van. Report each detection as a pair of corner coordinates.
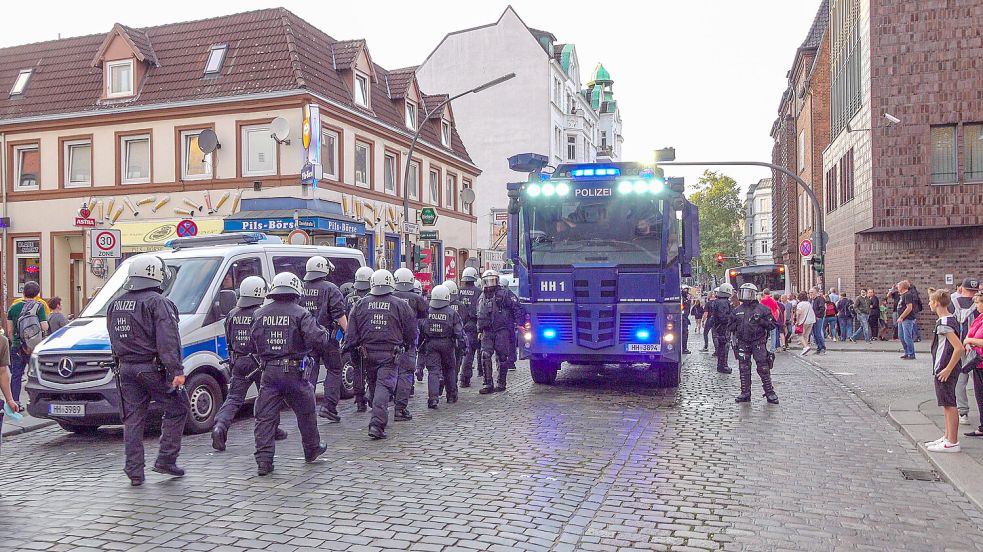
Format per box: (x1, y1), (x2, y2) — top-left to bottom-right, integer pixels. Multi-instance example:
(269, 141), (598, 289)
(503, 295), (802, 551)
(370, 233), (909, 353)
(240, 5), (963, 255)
(25, 233), (365, 434)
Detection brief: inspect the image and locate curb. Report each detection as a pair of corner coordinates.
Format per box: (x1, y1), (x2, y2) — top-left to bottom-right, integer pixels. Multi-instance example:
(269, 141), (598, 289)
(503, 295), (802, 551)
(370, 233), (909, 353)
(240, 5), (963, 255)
(1, 418), (56, 438)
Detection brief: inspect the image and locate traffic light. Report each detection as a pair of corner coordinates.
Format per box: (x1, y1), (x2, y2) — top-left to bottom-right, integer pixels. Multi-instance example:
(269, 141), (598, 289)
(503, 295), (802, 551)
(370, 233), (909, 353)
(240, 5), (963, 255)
(715, 252), (725, 266)
(810, 255), (825, 276)
(412, 244), (425, 271)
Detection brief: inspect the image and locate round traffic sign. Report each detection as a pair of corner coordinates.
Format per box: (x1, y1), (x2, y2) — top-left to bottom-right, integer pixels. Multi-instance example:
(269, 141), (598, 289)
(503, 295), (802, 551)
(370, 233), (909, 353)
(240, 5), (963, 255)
(96, 231), (117, 251)
(287, 229), (310, 245)
(799, 239), (813, 257)
(176, 219), (198, 238)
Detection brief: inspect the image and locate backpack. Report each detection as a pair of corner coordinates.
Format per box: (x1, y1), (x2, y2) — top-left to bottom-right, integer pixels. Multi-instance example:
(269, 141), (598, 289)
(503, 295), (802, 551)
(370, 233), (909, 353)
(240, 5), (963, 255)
(952, 296), (978, 341)
(825, 301), (836, 317)
(17, 300), (44, 354)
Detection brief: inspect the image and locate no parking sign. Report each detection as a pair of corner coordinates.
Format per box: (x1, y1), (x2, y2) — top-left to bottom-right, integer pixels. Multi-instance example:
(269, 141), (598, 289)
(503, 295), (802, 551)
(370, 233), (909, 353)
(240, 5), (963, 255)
(177, 219), (198, 238)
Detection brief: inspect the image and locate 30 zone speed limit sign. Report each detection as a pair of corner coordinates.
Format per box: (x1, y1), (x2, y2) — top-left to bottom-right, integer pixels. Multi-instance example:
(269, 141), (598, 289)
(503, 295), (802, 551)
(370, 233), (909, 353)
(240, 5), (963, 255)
(91, 229), (121, 259)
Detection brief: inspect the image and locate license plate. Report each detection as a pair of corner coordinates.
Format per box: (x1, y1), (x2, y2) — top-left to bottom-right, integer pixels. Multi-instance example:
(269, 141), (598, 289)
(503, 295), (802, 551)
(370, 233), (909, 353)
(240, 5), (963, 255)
(625, 344), (660, 352)
(49, 403), (85, 417)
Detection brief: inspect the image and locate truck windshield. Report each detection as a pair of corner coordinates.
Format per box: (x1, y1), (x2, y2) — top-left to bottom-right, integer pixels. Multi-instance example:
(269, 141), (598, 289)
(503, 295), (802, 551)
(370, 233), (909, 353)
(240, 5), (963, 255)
(526, 196), (665, 266)
(81, 257), (222, 317)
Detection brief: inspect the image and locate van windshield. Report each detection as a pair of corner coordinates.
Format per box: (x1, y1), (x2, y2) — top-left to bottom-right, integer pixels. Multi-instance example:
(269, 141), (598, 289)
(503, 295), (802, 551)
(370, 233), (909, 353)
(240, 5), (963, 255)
(81, 257), (222, 317)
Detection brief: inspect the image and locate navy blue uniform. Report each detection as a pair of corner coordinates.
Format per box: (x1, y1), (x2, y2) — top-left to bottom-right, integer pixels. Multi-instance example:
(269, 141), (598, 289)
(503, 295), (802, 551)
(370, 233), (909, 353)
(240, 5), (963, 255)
(345, 289), (369, 407)
(303, 278), (347, 418)
(343, 294), (417, 432)
(214, 305), (261, 434)
(107, 290), (189, 481)
(246, 300), (328, 465)
(393, 289), (428, 412)
(729, 300), (778, 400)
(477, 287), (522, 389)
(707, 297), (733, 372)
(423, 305), (466, 404)
(458, 282), (481, 384)
(681, 288), (692, 352)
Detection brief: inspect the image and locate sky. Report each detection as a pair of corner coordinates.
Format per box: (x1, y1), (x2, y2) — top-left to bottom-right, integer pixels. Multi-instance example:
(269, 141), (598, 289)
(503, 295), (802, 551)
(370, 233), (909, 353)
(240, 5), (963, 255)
(0, 0), (822, 194)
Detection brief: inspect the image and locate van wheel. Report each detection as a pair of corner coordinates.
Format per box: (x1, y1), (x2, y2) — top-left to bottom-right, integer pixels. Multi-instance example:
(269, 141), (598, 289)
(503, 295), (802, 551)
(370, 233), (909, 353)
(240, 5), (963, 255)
(58, 422), (100, 434)
(340, 361), (355, 399)
(530, 359), (559, 385)
(184, 373), (222, 434)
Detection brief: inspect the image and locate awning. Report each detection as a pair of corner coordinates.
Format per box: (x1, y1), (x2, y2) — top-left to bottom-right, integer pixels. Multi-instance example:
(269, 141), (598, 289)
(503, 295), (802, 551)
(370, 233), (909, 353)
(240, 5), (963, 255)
(117, 219), (225, 252)
(224, 208), (365, 236)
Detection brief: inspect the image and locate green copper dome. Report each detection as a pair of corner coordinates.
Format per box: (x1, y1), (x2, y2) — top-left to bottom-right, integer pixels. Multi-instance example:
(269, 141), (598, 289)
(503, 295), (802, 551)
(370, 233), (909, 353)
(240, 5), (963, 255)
(592, 63), (612, 84)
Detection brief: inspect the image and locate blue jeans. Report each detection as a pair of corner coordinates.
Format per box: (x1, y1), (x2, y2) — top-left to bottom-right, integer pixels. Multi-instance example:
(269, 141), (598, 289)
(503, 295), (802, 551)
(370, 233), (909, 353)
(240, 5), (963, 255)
(771, 327), (781, 350)
(10, 348), (27, 402)
(837, 317), (853, 342)
(811, 322), (826, 352)
(824, 316), (838, 339)
(900, 319), (917, 357)
(852, 317), (870, 341)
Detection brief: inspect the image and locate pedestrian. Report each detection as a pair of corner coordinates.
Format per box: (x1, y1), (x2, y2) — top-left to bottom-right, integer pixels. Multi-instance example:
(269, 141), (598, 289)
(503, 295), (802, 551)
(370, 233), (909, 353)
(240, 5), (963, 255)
(961, 292), (983, 439)
(393, 267), (429, 422)
(809, 288), (827, 354)
(706, 284), (735, 373)
(824, 294), (838, 341)
(476, 270), (522, 393)
(924, 288), (964, 453)
(0, 327), (21, 454)
(422, 285), (466, 408)
(343, 270), (418, 439)
(106, 258), (189, 486)
(692, 300), (705, 332)
(211, 276), (288, 452)
(345, 267), (374, 411)
(248, 272), (330, 475)
(911, 284), (925, 342)
(302, 256), (349, 422)
(795, 291), (817, 355)
(701, 294), (714, 351)
(47, 297), (69, 334)
(949, 279), (980, 426)
(783, 294), (797, 351)
(759, 289), (780, 352)
(868, 289), (881, 341)
(731, 283), (779, 404)
(5, 281), (49, 403)
(887, 286), (901, 340)
(897, 280), (918, 360)
(836, 291), (855, 343)
(851, 289), (872, 342)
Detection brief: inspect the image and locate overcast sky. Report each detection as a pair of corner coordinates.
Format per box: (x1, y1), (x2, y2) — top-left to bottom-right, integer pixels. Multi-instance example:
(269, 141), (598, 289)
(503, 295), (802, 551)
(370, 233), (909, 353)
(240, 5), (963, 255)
(0, 0), (821, 193)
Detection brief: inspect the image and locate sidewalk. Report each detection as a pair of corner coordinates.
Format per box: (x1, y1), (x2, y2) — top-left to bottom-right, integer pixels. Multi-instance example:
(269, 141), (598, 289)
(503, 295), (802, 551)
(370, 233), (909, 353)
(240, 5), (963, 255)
(1, 411), (55, 437)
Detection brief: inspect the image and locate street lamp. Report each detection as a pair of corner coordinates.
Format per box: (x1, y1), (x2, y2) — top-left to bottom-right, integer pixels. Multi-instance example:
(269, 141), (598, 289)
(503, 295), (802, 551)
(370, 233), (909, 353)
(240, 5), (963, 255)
(402, 72), (516, 269)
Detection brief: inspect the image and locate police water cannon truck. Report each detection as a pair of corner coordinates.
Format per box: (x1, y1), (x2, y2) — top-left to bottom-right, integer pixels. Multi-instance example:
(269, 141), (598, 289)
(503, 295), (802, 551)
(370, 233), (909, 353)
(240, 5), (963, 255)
(505, 154), (700, 387)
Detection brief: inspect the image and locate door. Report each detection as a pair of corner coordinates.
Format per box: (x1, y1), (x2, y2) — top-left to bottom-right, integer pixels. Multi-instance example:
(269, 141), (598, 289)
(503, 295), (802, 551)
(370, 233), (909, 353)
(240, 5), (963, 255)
(71, 257), (84, 315)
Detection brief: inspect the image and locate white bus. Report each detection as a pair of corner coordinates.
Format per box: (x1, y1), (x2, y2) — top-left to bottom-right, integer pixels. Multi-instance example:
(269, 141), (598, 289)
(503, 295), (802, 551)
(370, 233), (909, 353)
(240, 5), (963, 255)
(725, 264), (791, 297)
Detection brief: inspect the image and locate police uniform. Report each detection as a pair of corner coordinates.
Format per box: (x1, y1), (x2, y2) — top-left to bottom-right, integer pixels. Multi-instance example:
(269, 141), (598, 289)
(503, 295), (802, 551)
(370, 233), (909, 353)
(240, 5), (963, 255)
(393, 288), (428, 419)
(707, 295), (734, 373)
(107, 273), (189, 485)
(423, 302), (466, 407)
(302, 277), (347, 421)
(477, 286), (522, 393)
(345, 288), (370, 410)
(457, 281), (481, 386)
(730, 290), (779, 404)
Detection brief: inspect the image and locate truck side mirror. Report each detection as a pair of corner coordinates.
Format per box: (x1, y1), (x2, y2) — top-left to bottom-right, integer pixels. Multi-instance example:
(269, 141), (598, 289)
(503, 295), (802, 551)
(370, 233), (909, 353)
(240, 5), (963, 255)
(215, 289), (237, 318)
(681, 201), (700, 278)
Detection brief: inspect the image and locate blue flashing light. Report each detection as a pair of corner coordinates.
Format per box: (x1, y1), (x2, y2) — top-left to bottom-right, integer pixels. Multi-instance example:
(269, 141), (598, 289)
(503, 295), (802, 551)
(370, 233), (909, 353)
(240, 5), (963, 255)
(542, 328), (557, 340)
(572, 167), (620, 177)
(639, 168), (654, 178)
(635, 329), (651, 340)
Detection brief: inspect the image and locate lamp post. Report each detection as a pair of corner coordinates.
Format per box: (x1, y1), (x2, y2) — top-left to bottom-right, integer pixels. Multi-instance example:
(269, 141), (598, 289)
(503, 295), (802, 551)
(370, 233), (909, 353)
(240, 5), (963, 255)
(402, 72), (516, 270)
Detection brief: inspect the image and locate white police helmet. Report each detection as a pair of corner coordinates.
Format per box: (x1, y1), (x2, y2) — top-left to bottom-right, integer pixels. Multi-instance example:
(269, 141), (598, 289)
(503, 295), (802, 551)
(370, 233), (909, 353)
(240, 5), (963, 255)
(369, 269), (395, 296)
(353, 266), (374, 291)
(461, 267), (479, 283)
(303, 255), (334, 282)
(430, 284), (451, 308)
(500, 274), (513, 289)
(413, 280), (423, 295)
(444, 280), (459, 299)
(238, 276), (268, 307)
(482, 269), (500, 288)
(125, 256), (169, 291)
(717, 283), (734, 298)
(738, 283), (759, 302)
(393, 267), (416, 292)
(269, 272), (304, 298)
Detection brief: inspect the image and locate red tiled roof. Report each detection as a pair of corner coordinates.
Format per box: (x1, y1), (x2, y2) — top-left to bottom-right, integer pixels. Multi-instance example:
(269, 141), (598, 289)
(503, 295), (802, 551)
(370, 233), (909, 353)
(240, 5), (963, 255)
(421, 94), (449, 119)
(0, 8), (473, 164)
(385, 67), (416, 100)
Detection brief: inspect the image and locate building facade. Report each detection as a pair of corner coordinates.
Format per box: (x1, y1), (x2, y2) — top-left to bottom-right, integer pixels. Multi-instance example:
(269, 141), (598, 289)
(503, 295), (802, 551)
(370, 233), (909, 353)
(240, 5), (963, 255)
(0, 9), (480, 314)
(745, 178), (774, 265)
(417, 6), (623, 250)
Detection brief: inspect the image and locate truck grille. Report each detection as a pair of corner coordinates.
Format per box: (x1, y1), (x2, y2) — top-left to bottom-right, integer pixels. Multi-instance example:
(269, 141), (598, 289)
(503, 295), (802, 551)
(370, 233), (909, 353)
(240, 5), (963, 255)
(38, 354), (113, 384)
(572, 275), (617, 303)
(536, 313), (573, 343)
(619, 313), (658, 343)
(576, 306), (616, 349)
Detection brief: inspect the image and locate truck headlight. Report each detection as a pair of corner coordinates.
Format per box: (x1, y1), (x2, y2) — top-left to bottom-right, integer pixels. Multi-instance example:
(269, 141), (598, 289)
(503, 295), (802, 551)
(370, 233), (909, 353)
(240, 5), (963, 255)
(664, 333), (675, 343)
(28, 354), (39, 378)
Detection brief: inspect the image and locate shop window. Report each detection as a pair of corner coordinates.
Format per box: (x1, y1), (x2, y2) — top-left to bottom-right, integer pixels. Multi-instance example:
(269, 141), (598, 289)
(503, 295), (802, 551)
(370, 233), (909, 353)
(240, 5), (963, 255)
(13, 238), (41, 296)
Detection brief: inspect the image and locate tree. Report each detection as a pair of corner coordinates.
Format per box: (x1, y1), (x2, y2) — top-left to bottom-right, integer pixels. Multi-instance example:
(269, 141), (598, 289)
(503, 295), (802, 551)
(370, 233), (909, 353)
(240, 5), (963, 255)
(688, 170), (744, 276)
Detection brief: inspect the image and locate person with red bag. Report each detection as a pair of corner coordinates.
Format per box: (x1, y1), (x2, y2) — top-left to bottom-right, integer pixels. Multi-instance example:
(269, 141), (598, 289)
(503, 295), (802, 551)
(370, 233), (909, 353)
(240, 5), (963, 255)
(795, 291), (817, 355)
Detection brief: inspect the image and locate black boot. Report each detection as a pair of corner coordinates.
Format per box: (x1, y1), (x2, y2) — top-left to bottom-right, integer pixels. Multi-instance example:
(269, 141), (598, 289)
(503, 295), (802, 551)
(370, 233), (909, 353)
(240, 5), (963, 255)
(257, 462), (274, 476)
(394, 409), (413, 421)
(274, 427), (289, 441)
(735, 366), (752, 403)
(368, 425), (387, 440)
(305, 442), (328, 463)
(152, 463), (185, 477)
(428, 398), (439, 409)
(319, 409), (341, 423)
(460, 378), (471, 388)
(211, 426), (227, 452)
(479, 383), (495, 394)
(355, 398), (367, 413)
(717, 364), (733, 374)
(761, 370), (779, 404)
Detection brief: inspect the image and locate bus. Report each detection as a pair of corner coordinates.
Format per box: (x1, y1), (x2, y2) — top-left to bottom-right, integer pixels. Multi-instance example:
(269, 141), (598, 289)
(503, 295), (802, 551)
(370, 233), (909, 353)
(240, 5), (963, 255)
(725, 264), (791, 297)
(505, 155), (700, 388)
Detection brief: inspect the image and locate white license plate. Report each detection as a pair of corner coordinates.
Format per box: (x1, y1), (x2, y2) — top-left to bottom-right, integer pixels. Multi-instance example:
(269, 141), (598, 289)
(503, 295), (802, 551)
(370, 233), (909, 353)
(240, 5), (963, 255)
(49, 403), (85, 417)
(625, 344), (660, 352)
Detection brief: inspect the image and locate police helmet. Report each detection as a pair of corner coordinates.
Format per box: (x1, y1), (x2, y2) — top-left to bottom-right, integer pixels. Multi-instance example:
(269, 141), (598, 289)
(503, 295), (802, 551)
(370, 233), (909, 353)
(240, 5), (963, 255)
(269, 272), (304, 298)
(238, 276), (268, 307)
(125, 256), (170, 291)
(413, 280), (423, 295)
(393, 267), (416, 292)
(340, 282), (355, 297)
(369, 269), (395, 296)
(430, 284), (451, 308)
(482, 269), (500, 288)
(717, 283), (734, 298)
(353, 266), (374, 291)
(444, 280), (459, 299)
(738, 283), (758, 302)
(461, 267), (479, 283)
(500, 274), (513, 289)
(303, 255), (334, 282)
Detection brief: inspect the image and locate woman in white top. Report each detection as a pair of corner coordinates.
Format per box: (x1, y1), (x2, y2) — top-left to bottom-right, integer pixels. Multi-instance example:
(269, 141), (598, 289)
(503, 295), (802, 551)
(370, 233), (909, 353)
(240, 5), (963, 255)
(795, 291), (818, 355)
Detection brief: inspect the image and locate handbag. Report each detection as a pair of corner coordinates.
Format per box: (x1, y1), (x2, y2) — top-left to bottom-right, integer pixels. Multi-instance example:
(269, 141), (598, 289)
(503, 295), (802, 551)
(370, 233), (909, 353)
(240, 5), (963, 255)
(794, 324), (804, 335)
(965, 348), (983, 372)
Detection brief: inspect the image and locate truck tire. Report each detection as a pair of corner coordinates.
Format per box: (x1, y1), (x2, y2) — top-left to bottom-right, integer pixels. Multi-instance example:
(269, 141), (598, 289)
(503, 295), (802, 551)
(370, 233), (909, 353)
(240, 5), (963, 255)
(57, 422), (100, 434)
(653, 362), (680, 388)
(530, 359), (559, 385)
(184, 372), (222, 434)
(340, 361), (355, 399)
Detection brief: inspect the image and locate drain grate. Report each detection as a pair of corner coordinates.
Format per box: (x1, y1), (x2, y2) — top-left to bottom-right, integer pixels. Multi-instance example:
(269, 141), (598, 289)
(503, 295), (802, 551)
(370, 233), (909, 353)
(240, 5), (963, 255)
(900, 468), (942, 482)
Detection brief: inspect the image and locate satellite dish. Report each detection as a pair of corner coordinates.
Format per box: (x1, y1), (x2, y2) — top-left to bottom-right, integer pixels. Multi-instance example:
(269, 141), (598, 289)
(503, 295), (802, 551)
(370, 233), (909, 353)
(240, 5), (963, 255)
(197, 129), (219, 154)
(270, 117), (291, 144)
(460, 187), (476, 204)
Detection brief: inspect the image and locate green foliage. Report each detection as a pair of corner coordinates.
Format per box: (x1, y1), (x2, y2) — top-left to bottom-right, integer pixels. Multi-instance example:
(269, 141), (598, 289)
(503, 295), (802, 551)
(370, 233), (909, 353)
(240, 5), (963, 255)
(688, 170), (745, 275)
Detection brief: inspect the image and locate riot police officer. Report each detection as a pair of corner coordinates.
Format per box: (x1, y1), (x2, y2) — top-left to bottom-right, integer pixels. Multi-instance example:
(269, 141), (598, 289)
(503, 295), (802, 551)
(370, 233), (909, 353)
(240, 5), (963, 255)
(247, 272), (329, 476)
(346, 266), (374, 411)
(498, 274), (522, 371)
(107, 257), (189, 486)
(422, 285), (466, 408)
(680, 285), (693, 354)
(413, 280), (424, 295)
(477, 270), (522, 394)
(707, 283), (735, 374)
(393, 267), (428, 421)
(730, 283), (779, 404)
(343, 270), (418, 439)
(302, 256), (349, 422)
(457, 267), (481, 387)
(212, 277), (287, 452)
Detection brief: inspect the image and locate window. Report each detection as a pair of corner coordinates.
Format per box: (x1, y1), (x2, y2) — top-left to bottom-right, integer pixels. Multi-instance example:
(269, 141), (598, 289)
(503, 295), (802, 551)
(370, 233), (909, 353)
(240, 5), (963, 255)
(204, 45), (227, 75)
(797, 130), (806, 173)
(320, 129), (339, 180)
(567, 135), (576, 161)
(405, 101), (417, 129)
(121, 135), (150, 184)
(462, 179), (473, 214)
(10, 69), (31, 96)
(759, 219), (769, 233)
(554, 126), (562, 155)
(354, 141), (370, 187)
(963, 123), (983, 181)
(272, 256), (310, 281)
(825, 166), (838, 213)
(241, 124), (276, 177)
(181, 130), (213, 180)
(444, 174), (456, 209)
(429, 169), (440, 204)
(758, 198), (768, 211)
(407, 161), (419, 200)
(64, 139), (92, 187)
(13, 144), (40, 190)
(830, 0), (862, 136)
(106, 59), (134, 97)
(13, 238), (41, 297)
(441, 121), (451, 147)
(840, 148), (855, 203)
(760, 241), (769, 254)
(601, 131), (608, 149)
(931, 125), (957, 184)
(384, 153), (397, 194)
(219, 257), (263, 292)
(354, 73), (369, 107)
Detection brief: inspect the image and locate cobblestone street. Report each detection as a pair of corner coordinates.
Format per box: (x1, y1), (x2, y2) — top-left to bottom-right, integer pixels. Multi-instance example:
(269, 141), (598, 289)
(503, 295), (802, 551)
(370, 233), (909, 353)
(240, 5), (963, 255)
(2, 346), (983, 551)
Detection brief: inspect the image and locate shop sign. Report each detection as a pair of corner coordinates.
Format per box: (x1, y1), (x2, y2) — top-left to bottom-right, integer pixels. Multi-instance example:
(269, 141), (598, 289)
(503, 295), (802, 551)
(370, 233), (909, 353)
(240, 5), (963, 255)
(420, 207), (438, 226)
(444, 248), (458, 281)
(420, 230), (439, 240)
(224, 217), (363, 235)
(302, 104), (321, 188)
(16, 239), (39, 255)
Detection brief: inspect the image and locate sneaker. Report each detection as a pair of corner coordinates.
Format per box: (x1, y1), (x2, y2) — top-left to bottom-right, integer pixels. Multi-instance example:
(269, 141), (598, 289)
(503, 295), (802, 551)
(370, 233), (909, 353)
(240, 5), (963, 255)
(926, 440), (961, 453)
(801, 346), (811, 356)
(960, 414), (971, 425)
(925, 435), (946, 446)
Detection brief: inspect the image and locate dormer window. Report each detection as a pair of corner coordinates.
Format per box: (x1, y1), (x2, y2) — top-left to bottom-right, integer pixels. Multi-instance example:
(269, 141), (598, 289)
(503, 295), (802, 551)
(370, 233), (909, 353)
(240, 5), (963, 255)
(10, 69), (32, 96)
(106, 59), (134, 97)
(204, 45), (227, 75)
(405, 101), (417, 129)
(354, 73), (369, 107)
(440, 121), (451, 147)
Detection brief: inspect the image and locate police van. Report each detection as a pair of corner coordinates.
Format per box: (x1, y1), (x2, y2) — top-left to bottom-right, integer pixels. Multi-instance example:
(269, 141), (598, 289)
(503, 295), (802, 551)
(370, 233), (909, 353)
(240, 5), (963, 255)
(25, 233), (365, 435)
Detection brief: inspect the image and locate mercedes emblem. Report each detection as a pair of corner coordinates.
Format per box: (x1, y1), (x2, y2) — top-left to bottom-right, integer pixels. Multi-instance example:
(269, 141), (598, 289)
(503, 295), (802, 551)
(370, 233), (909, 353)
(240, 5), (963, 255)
(58, 358), (76, 378)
